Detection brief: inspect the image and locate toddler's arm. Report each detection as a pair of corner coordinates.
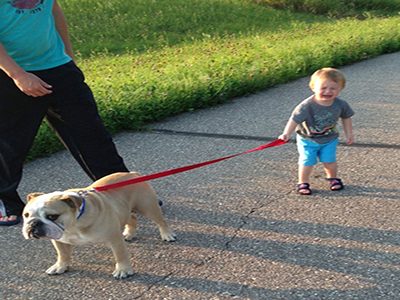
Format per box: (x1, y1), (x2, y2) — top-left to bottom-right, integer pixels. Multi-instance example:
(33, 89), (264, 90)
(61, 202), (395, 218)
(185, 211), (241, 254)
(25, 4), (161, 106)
(278, 119), (297, 142)
(342, 117), (354, 145)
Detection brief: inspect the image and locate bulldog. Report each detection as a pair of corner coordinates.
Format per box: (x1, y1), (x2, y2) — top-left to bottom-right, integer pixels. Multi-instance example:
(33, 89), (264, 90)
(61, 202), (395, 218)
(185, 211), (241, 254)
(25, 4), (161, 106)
(22, 172), (176, 279)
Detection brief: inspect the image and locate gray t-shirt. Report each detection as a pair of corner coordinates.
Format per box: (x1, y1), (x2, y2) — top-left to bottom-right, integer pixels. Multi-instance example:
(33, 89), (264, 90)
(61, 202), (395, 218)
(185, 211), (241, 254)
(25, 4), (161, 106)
(291, 96), (354, 144)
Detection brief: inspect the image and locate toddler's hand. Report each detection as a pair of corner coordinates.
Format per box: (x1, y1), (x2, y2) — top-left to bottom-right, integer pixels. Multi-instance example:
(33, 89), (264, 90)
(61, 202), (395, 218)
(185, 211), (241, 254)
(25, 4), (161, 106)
(346, 134), (354, 145)
(278, 133), (290, 142)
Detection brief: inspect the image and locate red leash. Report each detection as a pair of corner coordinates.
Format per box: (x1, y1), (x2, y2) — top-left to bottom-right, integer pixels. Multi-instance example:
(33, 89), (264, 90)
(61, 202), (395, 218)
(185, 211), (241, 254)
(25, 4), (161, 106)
(94, 139), (287, 192)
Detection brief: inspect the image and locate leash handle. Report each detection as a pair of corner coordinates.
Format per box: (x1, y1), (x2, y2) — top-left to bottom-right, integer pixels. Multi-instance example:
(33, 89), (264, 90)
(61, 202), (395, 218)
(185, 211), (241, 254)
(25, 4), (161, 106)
(94, 139), (287, 192)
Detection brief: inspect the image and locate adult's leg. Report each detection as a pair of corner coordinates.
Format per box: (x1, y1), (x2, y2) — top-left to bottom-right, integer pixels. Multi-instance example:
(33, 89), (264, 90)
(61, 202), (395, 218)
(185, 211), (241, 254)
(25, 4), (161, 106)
(0, 71), (49, 218)
(43, 62), (128, 181)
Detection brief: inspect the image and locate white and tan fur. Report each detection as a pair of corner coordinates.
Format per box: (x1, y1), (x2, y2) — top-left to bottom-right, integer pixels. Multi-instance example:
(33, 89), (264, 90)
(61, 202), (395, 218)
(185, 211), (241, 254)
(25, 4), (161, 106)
(22, 172), (176, 279)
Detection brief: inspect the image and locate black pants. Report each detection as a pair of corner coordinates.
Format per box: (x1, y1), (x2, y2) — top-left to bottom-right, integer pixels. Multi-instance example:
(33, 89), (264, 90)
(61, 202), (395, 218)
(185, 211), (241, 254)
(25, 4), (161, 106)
(0, 61), (128, 216)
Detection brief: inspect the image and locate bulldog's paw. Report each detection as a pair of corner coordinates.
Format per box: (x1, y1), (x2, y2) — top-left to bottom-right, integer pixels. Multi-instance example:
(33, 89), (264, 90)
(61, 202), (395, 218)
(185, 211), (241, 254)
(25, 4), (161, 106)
(112, 265), (134, 279)
(46, 263), (69, 275)
(161, 230), (177, 242)
(122, 228), (136, 241)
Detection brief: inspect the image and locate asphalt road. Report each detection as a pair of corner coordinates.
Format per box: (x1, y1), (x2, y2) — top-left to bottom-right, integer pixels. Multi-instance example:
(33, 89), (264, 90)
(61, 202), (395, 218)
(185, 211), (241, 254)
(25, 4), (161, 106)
(1, 52), (399, 300)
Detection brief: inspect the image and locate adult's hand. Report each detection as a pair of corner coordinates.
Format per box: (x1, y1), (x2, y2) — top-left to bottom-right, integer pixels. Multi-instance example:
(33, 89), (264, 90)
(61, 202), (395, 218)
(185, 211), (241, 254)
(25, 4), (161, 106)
(12, 71), (52, 97)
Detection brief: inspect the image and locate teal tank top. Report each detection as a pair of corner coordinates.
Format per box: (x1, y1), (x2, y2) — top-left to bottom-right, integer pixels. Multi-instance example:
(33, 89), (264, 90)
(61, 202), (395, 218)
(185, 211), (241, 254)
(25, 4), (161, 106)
(0, 0), (71, 71)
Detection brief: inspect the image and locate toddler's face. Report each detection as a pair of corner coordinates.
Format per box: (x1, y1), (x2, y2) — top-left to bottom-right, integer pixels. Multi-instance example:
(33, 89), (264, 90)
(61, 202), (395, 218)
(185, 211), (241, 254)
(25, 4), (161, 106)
(312, 78), (342, 103)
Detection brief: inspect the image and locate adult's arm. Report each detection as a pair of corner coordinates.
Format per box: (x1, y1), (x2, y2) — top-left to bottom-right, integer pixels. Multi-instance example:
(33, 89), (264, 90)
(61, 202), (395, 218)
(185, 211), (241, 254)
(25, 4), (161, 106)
(0, 43), (52, 97)
(53, 0), (74, 60)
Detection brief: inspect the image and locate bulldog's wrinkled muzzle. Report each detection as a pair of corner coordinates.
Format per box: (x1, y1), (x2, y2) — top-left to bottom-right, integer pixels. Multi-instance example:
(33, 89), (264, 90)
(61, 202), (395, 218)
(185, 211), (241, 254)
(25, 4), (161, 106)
(26, 219), (47, 239)
(23, 218), (64, 240)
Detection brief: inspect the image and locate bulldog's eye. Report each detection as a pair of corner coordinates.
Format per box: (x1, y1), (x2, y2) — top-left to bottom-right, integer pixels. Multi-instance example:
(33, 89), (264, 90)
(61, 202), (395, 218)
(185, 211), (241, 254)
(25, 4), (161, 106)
(24, 212), (29, 218)
(46, 214), (60, 221)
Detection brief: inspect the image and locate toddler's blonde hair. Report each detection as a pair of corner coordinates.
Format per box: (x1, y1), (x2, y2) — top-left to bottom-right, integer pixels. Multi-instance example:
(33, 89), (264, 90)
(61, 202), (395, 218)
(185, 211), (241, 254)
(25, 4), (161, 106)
(309, 67), (346, 90)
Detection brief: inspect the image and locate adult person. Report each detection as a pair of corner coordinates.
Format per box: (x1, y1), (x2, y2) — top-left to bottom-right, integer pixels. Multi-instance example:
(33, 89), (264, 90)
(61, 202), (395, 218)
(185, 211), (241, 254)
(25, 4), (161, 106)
(0, 0), (129, 226)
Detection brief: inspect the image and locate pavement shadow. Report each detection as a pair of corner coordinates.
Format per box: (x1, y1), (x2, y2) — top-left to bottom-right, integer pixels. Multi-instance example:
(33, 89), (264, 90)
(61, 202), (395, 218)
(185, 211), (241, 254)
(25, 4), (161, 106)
(171, 204), (400, 246)
(2, 203), (398, 299)
(303, 185), (399, 201)
(131, 272), (396, 300)
(150, 204), (400, 298)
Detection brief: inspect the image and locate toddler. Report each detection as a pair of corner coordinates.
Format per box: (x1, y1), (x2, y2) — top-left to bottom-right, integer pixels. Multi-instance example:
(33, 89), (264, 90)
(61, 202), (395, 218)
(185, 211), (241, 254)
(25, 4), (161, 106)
(279, 67), (354, 195)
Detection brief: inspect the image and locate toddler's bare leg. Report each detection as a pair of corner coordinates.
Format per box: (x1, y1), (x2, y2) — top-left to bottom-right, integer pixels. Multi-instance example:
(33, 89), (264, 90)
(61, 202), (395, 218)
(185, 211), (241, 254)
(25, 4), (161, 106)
(323, 162), (338, 179)
(298, 165), (314, 184)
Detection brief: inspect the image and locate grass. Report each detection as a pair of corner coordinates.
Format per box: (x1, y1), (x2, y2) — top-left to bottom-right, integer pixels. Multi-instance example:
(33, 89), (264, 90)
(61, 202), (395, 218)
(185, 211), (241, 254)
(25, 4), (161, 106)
(28, 0), (400, 159)
(62, 0), (325, 56)
(256, 0), (400, 17)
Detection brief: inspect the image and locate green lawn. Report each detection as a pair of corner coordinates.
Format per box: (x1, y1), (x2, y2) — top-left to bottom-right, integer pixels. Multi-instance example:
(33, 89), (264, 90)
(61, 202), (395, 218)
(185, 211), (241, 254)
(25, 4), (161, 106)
(29, 0), (400, 159)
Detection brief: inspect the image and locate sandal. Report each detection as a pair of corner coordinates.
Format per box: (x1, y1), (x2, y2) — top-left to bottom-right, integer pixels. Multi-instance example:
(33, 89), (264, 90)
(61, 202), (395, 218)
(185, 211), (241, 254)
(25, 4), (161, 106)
(326, 178), (344, 191)
(296, 183), (312, 195)
(0, 215), (22, 226)
(0, 200), (22, 226)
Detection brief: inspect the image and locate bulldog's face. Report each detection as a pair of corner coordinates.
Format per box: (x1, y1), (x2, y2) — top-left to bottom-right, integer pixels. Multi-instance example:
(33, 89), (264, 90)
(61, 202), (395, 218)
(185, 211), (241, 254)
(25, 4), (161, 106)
(22, 192), (83, 240)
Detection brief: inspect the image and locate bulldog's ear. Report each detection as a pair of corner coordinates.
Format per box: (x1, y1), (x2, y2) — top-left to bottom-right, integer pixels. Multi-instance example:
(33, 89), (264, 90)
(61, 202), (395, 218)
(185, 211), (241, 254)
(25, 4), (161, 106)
(26, 192), (44, 202)
(60, 194), (83, 210)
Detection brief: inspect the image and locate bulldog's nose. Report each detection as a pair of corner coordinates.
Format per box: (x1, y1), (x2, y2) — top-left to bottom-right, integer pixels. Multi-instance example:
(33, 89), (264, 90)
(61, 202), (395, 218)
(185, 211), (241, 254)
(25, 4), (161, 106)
(28, 219), (46, 239)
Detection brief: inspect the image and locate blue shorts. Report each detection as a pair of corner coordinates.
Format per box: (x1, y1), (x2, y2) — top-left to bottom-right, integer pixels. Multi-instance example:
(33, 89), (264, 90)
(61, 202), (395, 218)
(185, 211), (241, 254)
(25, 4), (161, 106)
(297, 135), (338, 166)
